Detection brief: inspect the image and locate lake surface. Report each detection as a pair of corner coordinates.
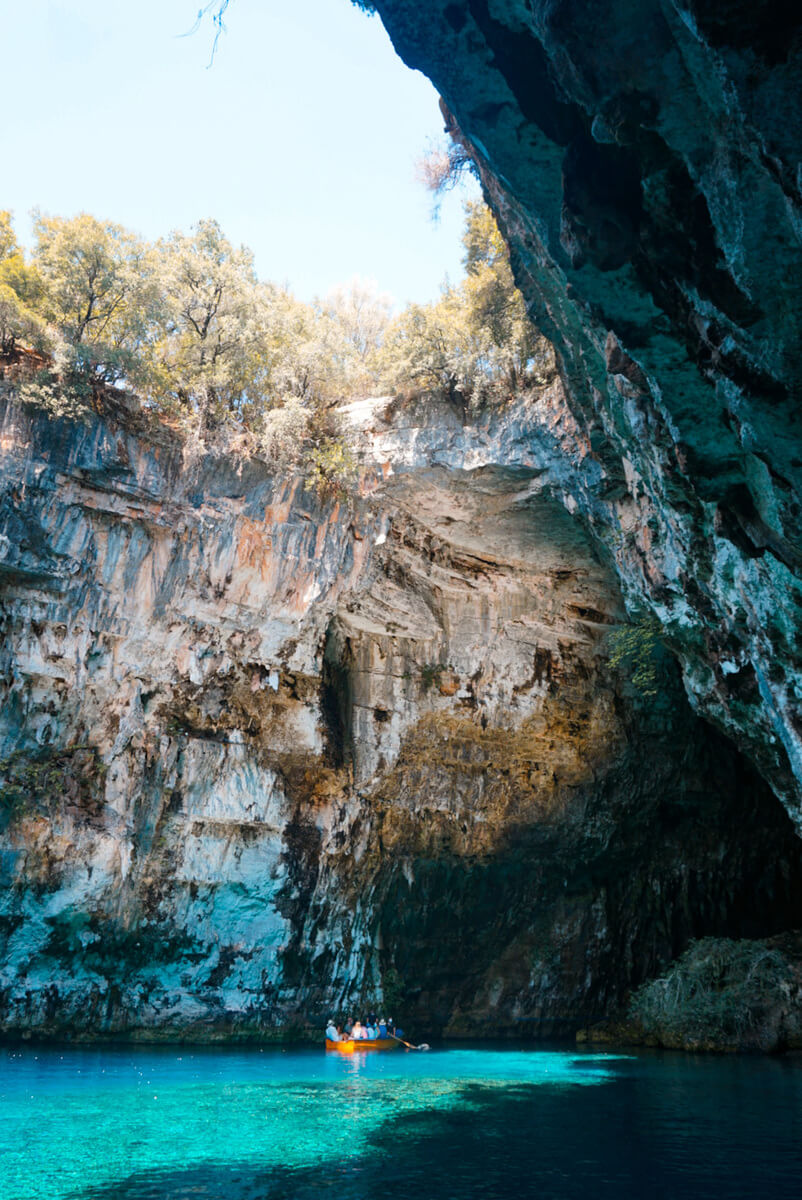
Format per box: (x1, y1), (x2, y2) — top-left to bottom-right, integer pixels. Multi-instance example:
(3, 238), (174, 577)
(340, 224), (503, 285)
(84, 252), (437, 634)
(1, 1043), (800, 1199)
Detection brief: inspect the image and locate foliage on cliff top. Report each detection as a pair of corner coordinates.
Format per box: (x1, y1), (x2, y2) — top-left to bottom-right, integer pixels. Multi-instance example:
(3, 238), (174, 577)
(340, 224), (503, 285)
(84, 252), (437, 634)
(0, 201), (550, 490)
(629, 937), (800, 1050)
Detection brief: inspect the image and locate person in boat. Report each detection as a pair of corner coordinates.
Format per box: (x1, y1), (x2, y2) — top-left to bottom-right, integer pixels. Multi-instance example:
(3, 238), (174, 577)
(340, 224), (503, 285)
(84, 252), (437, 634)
(365, 1022), (376, 1039)
(326, 1019), (340, 1042)
(344, 1018), (354, 1036)
(351, 1019), (365, 1039)
(378, 1017), (387, 1038)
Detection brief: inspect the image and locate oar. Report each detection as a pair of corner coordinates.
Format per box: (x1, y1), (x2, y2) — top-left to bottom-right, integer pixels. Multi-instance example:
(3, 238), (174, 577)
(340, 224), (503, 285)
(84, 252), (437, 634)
(388, 1032), (430, 1051)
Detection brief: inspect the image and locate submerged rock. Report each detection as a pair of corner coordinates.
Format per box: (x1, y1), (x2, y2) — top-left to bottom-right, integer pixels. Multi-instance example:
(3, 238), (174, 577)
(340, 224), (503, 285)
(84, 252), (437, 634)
(582, 934), (802, 1052)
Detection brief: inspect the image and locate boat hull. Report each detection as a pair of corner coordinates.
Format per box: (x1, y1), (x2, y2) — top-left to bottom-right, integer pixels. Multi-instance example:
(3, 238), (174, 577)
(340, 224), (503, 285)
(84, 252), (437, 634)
(325, 1037), (401, 1052)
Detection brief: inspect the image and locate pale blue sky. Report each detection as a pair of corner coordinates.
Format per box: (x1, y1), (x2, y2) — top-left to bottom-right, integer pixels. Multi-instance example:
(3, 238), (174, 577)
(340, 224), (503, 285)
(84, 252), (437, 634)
(2, 0), (477, 306)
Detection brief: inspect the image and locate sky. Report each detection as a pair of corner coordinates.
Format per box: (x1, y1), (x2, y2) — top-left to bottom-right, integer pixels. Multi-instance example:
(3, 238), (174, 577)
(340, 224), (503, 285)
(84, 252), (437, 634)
(1, 0), (478, 306)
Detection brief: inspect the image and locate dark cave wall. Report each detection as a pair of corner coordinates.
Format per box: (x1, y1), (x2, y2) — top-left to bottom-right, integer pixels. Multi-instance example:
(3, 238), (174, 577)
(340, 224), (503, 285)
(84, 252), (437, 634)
(368, 0), (802, 822)
(296, 646), (802, 1038)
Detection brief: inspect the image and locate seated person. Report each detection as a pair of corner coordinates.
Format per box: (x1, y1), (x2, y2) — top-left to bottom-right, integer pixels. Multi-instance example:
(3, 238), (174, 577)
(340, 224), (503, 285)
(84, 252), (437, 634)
(351, 1020), (365, 1039)
(378, 1018), (387, 1038)
(326, 1020), (340, 1042)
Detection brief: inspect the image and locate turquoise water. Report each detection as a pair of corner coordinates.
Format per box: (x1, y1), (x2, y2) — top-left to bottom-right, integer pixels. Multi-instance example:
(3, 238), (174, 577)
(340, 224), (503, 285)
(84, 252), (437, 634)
(1, 1044), (800, 1198)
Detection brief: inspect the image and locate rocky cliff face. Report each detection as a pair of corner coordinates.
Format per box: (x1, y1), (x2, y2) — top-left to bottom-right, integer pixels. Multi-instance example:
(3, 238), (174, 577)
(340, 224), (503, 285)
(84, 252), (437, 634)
(2, 385), (801, 1040)
(368, 0), (802, 823)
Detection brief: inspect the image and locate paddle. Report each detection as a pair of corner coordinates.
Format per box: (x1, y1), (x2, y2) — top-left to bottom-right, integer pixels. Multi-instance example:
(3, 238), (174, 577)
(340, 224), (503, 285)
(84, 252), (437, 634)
(388, 1032), (430, 1051)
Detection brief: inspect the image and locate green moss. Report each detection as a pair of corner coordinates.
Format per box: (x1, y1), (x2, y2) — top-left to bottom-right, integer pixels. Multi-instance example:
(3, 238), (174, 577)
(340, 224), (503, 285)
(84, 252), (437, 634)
(419, 662), (450, 692)
(607, 617), (664, 696)
(380, 964), (407, 1012)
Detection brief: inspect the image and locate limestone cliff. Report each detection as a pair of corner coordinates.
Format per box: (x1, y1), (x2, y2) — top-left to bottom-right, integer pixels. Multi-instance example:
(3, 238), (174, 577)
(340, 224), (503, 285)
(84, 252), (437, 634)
(368, 0), (802, 823)
(2, 383), (801, 1041)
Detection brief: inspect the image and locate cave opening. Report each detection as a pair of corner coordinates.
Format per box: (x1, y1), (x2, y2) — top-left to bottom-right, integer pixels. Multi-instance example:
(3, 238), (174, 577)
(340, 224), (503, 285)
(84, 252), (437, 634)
(0, 0), (800, 1076)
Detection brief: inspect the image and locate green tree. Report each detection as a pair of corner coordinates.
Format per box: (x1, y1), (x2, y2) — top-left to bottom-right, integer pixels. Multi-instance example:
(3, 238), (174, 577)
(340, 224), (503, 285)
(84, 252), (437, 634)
(0, 211), (48, 356)
(31, 211), (156, 384)
(460, 200), (548, 395)
(0, 211), (17, 261)
(607, 617), (663, 696)
(315, 276), (392, 398)
(381, 289), (473, 403)
(381, 202), (551, 406)
(147, 219), (273, 422)
(303, 437), (358, 502)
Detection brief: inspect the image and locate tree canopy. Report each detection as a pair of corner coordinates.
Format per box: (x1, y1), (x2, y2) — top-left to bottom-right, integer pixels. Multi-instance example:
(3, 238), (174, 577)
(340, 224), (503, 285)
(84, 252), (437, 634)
(0, 201), (551, 489)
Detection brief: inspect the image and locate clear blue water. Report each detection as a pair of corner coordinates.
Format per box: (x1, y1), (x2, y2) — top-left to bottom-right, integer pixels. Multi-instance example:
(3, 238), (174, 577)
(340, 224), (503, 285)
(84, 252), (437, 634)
(1, 1043), (800, 1199)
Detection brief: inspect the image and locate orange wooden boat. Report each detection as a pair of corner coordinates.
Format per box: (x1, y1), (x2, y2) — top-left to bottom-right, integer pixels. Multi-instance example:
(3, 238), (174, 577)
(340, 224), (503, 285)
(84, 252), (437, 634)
(325, 1036), (402, 1052)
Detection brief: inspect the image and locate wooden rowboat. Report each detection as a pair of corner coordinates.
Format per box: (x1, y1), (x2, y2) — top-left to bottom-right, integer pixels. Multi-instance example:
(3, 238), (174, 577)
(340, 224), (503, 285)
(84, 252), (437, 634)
(325, 1037), (401, 1052)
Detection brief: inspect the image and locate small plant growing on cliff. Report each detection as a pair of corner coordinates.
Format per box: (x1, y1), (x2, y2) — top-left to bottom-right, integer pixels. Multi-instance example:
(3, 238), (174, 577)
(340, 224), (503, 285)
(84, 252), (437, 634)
(381, 965), (406, 1013)
(608, 617), (663, 696)
(0, 745), (104, 818)
(419, 662), (447, 692)
(303, 438), (358, 503)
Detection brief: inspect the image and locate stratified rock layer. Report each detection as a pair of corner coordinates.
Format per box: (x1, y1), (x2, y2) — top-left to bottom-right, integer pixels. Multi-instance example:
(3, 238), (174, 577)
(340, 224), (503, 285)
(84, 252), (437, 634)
(2, 389), (801, 1039)
(369, 0), (802, 820)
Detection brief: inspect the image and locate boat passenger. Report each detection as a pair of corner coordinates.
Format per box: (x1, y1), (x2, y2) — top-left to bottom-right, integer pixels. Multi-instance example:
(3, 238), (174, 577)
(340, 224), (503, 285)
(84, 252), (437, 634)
(344, 1018), (354, 1035)
(351, 1020), (365, 1039)
(326, 1020), (340, 1042)
(378, 1018), (387, 1038)
(366, 1023), (376, 1039)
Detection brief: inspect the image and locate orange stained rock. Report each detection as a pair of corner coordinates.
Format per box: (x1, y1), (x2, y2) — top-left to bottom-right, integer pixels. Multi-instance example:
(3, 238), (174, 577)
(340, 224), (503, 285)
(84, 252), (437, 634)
(263, 495), (294, 525)
(314, 514), (335, 559)
(438, 672), (461, 697)
(237, 517), (274, 577)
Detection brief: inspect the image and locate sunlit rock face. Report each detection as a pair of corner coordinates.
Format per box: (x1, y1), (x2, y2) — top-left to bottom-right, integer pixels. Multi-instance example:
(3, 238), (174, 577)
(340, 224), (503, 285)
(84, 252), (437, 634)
(2, 390), (802, 1040)
(369, 0), (802, 822)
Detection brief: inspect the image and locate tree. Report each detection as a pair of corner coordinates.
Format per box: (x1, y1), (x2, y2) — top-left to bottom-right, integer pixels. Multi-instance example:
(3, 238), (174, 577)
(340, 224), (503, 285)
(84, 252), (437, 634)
(316, 276), (392, 397)
(31, 211), (156, 383)
(381, 202), (551, 406)
(147, 219), (271, 421)
(460, 200), (547, 394)
(0, 212), (48, 356)
(0, 212), (16, 262)
(381, 290), (474, 403)
(321, 277), (391, 365)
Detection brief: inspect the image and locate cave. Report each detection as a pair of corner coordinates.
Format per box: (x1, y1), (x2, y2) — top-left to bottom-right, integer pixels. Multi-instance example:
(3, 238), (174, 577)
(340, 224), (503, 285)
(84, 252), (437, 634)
(0, 0), (801, 1064)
